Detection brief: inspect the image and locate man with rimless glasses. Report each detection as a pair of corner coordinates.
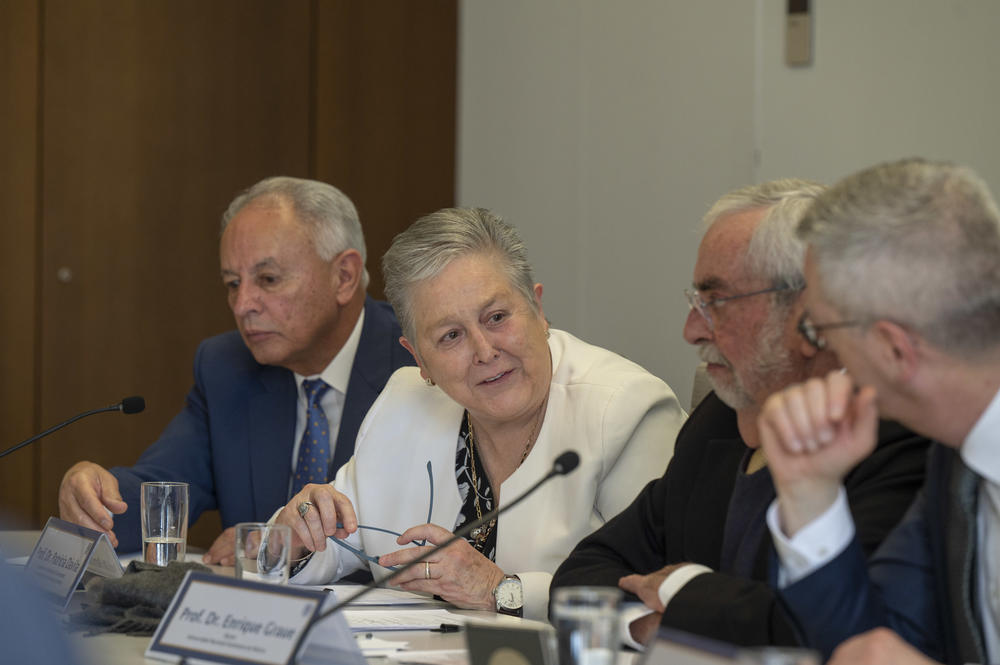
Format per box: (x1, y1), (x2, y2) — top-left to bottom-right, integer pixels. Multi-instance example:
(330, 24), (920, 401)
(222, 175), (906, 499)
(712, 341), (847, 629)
(551, 180), (930, 648)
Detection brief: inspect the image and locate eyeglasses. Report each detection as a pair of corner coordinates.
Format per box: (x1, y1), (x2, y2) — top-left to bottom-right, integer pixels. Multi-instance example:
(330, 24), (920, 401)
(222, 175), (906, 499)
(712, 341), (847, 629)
(330, 460), (434, 571)
(685, 284), (797, 330)
(797, 312), (862, 350)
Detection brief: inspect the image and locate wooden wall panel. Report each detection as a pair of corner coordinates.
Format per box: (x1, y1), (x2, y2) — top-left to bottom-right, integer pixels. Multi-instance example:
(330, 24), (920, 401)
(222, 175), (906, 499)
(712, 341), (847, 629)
(36, 0), (313, 527)
(1, 0), (456, 545)
(0, 0), (39, 527)
(315, 1), (458, 298)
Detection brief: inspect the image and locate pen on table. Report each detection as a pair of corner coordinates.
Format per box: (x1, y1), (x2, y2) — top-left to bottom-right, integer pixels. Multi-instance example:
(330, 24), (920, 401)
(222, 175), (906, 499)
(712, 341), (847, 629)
(431, 623), (461, 633)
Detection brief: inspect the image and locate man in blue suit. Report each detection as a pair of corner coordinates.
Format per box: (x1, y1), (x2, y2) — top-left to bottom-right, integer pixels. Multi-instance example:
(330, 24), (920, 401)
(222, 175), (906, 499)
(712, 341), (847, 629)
(56, 177), (415, 562)
(758, 159), (1000, 665)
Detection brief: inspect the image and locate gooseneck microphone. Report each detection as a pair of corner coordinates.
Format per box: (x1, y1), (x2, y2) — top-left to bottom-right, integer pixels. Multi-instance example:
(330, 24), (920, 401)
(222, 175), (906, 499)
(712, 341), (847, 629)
(0, 396), (146, 459)
(291, 450), (580, 659)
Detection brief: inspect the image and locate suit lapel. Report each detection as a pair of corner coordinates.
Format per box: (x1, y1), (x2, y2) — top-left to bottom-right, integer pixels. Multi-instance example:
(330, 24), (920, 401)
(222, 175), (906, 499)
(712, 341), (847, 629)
(946, 456), (986, 663)
(333, 298), (396, 472)
(248, 365), (297, 518)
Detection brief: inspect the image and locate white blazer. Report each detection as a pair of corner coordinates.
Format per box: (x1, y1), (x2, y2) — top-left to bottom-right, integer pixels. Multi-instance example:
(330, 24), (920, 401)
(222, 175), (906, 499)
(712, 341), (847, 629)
(290, 329), (686, 619)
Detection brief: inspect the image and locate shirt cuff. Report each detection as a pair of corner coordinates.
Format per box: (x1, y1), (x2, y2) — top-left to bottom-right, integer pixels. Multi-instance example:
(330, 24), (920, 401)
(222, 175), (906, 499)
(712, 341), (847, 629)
(620, 604), (655, 650)
(766, 486), (854, 587)
(657, 564), (712, 608)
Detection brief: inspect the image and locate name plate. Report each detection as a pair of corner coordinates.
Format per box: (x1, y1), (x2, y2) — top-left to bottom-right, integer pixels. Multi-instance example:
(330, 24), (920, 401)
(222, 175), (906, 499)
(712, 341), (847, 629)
(25, 516), (124, 609)
(147, 572), (365, 665)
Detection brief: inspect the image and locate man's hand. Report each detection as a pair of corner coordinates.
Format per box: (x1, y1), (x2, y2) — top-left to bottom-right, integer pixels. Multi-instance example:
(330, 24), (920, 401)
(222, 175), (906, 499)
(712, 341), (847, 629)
(628, 611), (663, 646)
(58, 461), (128, 548)
(618, 563), (688, 613)
(202, 526), (237, 565)
(758, 370), (879, 537)
(829, 628), (940, 665)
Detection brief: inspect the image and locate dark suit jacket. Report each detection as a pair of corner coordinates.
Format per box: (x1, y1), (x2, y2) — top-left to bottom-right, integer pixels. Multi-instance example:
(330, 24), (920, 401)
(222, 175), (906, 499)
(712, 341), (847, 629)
(109, 297), (414, 551)
(780, 444), (985, 664)
(550, 392), (930, 647)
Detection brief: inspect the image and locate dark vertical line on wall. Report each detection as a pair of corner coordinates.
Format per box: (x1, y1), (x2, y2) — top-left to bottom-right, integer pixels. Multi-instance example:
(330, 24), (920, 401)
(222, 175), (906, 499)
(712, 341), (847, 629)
(307, 0), (319, 178)
(32, 0), (47, 525)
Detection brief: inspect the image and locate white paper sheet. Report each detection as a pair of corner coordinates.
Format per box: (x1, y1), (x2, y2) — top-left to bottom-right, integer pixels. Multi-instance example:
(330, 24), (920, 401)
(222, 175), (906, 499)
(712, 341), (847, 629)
(385, 649), (468, 665)
(322, 584), (435, 605)
(343, 609), (466, 631)
(355, 634), (408, 656)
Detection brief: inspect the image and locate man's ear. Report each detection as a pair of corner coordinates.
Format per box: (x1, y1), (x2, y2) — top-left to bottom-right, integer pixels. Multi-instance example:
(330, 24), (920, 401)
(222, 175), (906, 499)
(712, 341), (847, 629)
(332, 249), (364, 305)
(870, 320), (920, 383)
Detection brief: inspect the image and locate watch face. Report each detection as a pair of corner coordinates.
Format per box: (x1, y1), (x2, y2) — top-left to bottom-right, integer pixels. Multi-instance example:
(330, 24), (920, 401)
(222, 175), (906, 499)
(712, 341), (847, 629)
(496, 578), (523, 609)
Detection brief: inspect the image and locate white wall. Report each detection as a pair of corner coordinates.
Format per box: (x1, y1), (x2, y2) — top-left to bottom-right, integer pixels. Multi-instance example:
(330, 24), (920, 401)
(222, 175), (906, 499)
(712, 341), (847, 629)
(458, 0), (1000, 403)
(757, 1), (1000, 189)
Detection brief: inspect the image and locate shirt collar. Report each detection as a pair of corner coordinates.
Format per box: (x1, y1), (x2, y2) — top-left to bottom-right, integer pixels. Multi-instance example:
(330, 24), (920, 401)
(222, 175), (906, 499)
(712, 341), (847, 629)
(294, 308), (365, 396)
(961, 385), (1000, 487)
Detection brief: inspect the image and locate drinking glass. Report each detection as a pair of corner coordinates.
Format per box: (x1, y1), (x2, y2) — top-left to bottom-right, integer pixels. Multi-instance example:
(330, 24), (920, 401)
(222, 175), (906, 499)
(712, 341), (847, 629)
(551, 587), (622, 665)
(140, 481), (189, 566)
(234, 522), (292, 584)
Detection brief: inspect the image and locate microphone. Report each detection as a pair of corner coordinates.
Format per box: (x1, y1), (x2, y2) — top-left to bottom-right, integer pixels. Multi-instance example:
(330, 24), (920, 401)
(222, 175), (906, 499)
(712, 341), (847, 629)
(290, 450), (580, 657)
(0, 396), (146, 459)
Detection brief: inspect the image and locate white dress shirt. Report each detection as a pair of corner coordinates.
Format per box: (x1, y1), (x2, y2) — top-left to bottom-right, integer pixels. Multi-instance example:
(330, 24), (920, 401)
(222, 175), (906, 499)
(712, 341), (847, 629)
(767, 386), (1000, 663)
(620, 564), (712, 650)
(288, 309), (364, 496)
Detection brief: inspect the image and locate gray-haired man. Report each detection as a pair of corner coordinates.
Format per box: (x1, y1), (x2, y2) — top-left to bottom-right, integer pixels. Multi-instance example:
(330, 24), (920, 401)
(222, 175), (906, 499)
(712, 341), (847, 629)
(552, 179), (929, 648)
(58, 177), (415, 563)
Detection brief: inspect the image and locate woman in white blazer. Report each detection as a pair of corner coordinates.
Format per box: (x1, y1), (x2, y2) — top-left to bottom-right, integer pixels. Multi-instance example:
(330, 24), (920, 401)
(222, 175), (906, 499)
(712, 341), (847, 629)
(275, 207), (686, 620)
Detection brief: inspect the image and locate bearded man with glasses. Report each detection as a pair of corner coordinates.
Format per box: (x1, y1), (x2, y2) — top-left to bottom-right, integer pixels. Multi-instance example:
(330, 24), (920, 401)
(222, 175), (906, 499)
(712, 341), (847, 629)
(551, 179), (931, 649)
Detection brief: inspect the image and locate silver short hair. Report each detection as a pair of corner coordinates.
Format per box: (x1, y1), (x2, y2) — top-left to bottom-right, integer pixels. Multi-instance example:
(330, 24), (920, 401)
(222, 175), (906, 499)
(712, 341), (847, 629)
(799, 158), (1000, 357)
(221, 176), (369, 288)
(382, 207), (538, 342)
(704, 179), (827, 305)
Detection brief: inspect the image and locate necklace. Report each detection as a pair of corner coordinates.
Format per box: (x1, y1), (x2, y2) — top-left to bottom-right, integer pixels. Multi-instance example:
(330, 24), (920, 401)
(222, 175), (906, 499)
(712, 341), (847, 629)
(465, 403), (547, 549)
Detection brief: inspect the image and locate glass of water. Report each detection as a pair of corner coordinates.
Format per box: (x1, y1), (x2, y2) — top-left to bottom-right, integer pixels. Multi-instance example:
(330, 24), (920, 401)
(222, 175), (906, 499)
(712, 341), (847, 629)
(140, 481), (189, 566)
(551, 587), (622, 665)
(235, 523), (292, 584)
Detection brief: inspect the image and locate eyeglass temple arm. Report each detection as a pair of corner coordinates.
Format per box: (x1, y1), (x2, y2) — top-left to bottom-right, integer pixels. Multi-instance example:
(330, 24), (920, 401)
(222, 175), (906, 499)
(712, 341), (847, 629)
(329, 538), (399, 571)
(332, 461), (435, 545)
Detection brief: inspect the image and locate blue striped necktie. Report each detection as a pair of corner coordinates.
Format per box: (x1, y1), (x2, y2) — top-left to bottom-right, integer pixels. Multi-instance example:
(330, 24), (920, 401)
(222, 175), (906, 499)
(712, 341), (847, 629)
(292, 379), (332, 496)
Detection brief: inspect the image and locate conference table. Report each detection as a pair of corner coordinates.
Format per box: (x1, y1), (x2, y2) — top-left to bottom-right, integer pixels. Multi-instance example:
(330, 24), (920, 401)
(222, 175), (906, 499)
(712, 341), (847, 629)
(1, 530), (556, 665)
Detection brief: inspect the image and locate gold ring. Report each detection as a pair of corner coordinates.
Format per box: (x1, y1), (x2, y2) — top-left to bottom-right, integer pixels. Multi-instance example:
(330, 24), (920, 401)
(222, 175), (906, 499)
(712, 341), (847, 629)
(424, 561), (431, 579)
(297, 501), (313, 518)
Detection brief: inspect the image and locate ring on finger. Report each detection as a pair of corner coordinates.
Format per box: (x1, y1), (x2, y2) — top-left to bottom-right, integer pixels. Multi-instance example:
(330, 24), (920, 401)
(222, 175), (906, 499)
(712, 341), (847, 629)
(297, 501), (314, 519)
(424, 561), (431, 580)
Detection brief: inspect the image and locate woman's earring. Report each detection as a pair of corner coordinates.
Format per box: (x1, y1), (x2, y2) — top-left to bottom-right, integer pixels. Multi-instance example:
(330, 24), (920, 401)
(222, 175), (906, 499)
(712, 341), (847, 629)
(425, 377), (435, 387)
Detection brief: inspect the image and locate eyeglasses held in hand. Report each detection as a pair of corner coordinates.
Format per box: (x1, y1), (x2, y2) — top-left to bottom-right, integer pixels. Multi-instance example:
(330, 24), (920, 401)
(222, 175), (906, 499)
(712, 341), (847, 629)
(330, 460), (434, 571)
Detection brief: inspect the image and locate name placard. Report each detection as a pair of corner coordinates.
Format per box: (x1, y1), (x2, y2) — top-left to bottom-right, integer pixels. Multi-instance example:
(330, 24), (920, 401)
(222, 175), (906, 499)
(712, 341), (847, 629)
(147, 572), (365, 665)
(25, 517), (124, 609)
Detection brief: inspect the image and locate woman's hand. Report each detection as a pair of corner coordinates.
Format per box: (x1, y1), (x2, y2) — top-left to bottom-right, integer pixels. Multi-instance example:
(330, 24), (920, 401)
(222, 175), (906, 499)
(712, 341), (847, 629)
(275, 483), (359, 560)
(377, 523), (505, 611)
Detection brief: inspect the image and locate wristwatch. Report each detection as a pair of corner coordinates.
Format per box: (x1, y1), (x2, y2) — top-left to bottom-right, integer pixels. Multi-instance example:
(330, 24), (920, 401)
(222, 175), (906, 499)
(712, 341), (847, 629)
(493, 574), (523, 617)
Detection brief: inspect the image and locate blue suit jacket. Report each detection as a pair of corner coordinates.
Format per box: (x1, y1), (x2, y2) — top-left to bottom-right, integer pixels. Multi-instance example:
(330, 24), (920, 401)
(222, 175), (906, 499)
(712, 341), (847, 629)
(779, 444), (985, 665)
(110, 297), (414, 552)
